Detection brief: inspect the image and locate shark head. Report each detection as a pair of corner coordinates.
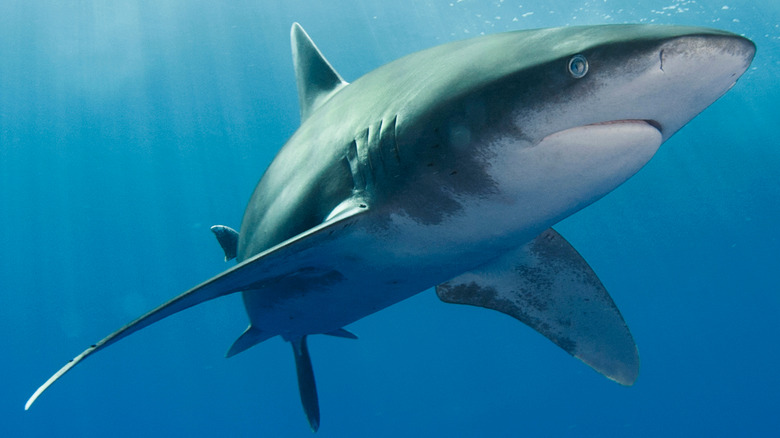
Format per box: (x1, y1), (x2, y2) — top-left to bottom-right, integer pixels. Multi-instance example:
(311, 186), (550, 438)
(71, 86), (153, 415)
(503, 26), (756, 224)
(510, 26), (756, 143)
(380, 25), (755, 240)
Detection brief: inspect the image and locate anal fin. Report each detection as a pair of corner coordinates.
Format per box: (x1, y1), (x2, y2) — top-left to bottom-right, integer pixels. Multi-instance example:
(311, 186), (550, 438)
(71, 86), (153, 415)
(226, 325), (272, 358)
(292, 336), (320, 432)
(324, 328), (358, 340)
(436, 228), (639, 385)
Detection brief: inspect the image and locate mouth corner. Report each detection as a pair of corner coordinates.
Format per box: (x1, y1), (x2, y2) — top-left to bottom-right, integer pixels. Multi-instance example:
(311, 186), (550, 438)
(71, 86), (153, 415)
(645, 119), (663, 133)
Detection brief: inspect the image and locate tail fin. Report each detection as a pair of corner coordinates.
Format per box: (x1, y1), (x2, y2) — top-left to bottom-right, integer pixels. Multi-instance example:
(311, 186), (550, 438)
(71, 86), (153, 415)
(292, 336), (320, 432)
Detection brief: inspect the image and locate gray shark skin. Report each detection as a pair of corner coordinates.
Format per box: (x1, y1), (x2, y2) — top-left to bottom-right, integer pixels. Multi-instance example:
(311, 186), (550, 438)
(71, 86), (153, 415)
(26, 23), (755, 431)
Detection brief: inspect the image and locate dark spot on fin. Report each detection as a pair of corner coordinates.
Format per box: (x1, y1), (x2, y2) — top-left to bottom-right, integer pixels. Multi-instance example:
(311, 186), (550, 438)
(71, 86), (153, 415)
(210, 225), (239, 261)
(292, 336), (320, 432)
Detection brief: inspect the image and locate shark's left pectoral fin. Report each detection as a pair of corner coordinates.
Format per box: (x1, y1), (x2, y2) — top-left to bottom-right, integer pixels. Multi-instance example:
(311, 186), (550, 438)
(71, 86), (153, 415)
(26, 202), (370, 411)
(436, 228), (639, 385)
(25, 269), (249, 411)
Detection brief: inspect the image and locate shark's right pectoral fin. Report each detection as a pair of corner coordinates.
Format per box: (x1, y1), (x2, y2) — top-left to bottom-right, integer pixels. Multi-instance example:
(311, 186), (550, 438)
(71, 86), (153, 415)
(436, 228), (639, 385)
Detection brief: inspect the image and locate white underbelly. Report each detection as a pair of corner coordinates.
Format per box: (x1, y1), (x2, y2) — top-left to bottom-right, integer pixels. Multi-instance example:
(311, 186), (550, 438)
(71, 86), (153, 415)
(243, 121), (662, 339)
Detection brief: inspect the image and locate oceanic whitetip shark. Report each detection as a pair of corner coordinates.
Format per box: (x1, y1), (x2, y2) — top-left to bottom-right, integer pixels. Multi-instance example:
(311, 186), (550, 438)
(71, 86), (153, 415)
(26, 23), (755, 431)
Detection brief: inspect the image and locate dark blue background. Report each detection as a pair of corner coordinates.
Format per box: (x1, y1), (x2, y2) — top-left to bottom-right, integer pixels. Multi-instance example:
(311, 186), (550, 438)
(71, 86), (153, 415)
(2, 1), (778, 436)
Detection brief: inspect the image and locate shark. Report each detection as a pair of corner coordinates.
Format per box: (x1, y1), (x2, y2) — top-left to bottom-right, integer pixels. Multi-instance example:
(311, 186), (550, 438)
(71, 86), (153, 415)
(26, 23), (755, 431)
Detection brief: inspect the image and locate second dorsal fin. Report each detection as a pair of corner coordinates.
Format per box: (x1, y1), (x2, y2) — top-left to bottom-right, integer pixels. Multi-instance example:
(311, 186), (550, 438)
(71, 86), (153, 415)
(210, 225), (239, 261)
(291, 23), (348, 122)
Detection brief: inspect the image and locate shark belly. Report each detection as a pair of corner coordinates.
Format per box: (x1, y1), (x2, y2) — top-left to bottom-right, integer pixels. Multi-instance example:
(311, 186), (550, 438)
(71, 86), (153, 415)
(242, 120), (662, 339)
(239, 221), (471, 340)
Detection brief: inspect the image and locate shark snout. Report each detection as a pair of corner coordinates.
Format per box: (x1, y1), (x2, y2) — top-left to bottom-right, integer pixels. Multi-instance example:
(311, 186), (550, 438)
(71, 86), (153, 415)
(659, 33), (755, 77)
(644, 32), (755, 141)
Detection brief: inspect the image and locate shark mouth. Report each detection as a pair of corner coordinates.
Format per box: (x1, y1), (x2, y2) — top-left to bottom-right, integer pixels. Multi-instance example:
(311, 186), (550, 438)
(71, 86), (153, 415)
(585, 119), (662, 132)
(587, 119), (663, 134)
(538, 119), (664, 146)
(538, 119), (664, 158)
(540, 119), (663, 145)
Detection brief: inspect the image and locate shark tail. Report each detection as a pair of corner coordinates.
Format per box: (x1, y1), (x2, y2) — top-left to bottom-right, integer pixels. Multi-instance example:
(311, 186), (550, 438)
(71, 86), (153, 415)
(292, 336), (320, 432)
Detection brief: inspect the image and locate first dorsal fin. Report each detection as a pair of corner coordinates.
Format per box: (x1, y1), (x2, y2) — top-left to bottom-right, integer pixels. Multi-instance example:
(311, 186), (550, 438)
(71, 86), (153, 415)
(291, 23), (348, 122)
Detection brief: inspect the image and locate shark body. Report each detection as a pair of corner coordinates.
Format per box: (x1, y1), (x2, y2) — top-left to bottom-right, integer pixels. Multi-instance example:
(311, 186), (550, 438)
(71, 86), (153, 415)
(27, 23), (755, 431)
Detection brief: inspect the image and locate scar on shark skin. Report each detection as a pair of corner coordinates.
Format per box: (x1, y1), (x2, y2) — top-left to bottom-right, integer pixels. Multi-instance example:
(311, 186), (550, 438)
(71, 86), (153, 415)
(660, 49), (665, 71)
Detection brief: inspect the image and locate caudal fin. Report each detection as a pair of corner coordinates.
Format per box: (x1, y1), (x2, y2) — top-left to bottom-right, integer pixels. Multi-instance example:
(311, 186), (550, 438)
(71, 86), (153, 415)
(292, 336), (320, 432)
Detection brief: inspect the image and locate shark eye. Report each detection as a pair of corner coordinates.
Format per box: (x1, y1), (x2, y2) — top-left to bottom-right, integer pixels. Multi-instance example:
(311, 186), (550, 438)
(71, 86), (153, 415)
(568, 54), (588, 79)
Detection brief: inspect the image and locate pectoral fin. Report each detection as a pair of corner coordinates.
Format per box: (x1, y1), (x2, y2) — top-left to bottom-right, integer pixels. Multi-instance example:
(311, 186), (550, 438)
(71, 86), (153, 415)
(436, 228), (639, 385)
(26, 203), (368, 410)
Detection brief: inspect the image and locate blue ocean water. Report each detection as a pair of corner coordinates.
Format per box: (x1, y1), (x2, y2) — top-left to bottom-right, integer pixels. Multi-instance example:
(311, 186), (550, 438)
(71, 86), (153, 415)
(2, 1), (778, 436)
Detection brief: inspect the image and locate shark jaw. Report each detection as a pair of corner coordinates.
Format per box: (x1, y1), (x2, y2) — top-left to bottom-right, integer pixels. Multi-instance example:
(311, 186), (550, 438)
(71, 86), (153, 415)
(540, 119), (662, 144)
